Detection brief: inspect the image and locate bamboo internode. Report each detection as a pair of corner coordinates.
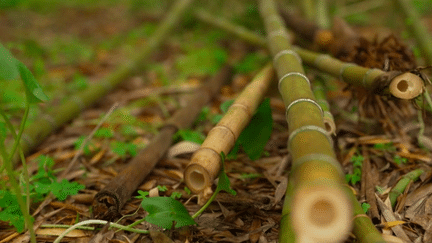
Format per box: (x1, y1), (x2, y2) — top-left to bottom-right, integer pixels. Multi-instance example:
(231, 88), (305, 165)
(258, 0), (352, 242)
(184, 63), (274, 194)
(312, 78), (336, 135)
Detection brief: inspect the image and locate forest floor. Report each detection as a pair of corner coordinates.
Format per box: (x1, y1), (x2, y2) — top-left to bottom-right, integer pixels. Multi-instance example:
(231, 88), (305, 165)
(1, 1), (432, 243)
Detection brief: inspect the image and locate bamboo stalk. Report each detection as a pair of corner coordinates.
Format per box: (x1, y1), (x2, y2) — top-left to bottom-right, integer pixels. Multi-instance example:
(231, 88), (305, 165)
(194, 10), (424, 100)
(9, 0), (194, 164)
(258, 1), (352, 242)
(393, 0), (432, 65)
(183, 63), (274, 194)
(312, 77), (336, 135)
(93, 65), (233, 220)
(388, 168), (424, 209)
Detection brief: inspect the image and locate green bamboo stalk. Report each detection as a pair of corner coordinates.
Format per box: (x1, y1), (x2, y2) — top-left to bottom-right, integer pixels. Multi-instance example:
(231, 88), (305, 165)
(9, 0), (194, 164)
(393, 0), (432, 66)
(194, 10), (424, 100)
(258, 1), (352, 242)
(193, 8), (268, 47)
(389, 168), (424, 209)
(312, 77), (336, 135)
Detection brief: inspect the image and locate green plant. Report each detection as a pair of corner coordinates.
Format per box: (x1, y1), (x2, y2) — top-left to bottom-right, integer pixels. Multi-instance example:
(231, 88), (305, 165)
(110, 141), (138, 158)
(345, 154), (364, 185)
(393, 155), (408, 165)
(173, 129), (205, 144)
(132, 152), (236, 230)
(361, 203), (371, 213)
(373, 142), (396, 151)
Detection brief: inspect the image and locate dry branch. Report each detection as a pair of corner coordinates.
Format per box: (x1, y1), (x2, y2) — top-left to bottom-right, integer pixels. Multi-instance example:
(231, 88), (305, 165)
(258, 0), (352, 242)
(93, 65), (233, 220)
(9, 0), (194, 164)
(183, 63), (274, 194)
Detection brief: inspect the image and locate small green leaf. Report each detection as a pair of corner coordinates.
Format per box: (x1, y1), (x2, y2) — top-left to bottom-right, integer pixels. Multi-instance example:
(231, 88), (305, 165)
(375, 186), (385, 195)
(135, 190), (149, 200)
(157, 185), (168, 192)
(216, 152), (236, 195)
(220, 99), (234, 113)
(94, 128), (114, 138)
(16, 61), (49, 103)
(141, 197), (196, 229)
(50, 179), (85, 201)
(170, 191), (182, 199)
(111, 141), (137, 157)
(0, 43), (19, 80)
(0, 191), (27, 233)
(173, 129), (205, 144)
(184, 187), (191, 195)
(361, 203), (371, 213)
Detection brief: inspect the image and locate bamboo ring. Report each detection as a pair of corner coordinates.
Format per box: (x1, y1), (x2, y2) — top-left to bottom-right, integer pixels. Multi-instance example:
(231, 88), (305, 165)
(362, 68), (382, 88)
(292, 153), (344, 177)
(267, 29), (290, 41)
(278, 72), (310, 91)
(288, 125), (333, 151)
(273, 50), (302, 65)
(339, 63), (356, 82)
(285, 98), (323, 119)
(314, 54), (331, 67)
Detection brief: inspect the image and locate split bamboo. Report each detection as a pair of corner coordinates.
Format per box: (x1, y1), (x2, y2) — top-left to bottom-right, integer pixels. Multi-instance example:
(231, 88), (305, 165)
(195, 10), (424, 100)
(389, 168), (424, 209)
(183, 63), (274, 194)
(258, 0), (352, 242)
(393, 0), (432, 66)
(312, 77), (336, 135)
(93, 65), (233, 219)
(8, 0), (194, 164)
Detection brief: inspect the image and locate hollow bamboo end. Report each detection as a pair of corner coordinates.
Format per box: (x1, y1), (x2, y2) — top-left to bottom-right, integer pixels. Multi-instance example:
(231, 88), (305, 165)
(323, 118), (336, 136)
(291, 186), (352, 243)
(389, 72), (424, 99)
(184, 164), (212, 194)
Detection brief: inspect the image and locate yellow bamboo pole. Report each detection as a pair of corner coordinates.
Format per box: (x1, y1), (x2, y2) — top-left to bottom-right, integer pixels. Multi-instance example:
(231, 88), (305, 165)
(258, 0), (352, 242)
(184, 63), (274, 194)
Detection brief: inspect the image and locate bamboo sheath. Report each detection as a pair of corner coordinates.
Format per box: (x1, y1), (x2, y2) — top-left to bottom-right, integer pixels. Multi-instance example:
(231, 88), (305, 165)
(197, 10), (386, 243)
(184, 63), (274, 194)
(258, 1), (352, 242)
(196, 9), (423, 100)
(9, 0), (193, 164)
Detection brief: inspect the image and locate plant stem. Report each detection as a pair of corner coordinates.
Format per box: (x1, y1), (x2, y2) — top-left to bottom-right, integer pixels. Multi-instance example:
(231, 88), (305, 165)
(389, 168), (424, 209)
(191, 188), (219, 219)
(2, 103), (36, 243)
(53, 219), (150, 243)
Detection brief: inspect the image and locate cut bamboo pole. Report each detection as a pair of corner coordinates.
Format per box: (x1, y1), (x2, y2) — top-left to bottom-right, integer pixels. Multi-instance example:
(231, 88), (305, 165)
(183, 63), (274, 194)
(258, 1), (352, 242)
(8, 0), (194, 165)
(196, 9), (386, 243)
(194, 10), (424, 100)
(388, 168), (424, 209)
(393, 0), (432, 66)
(93, 65), (233, 220)
(312, 77), (336, 135)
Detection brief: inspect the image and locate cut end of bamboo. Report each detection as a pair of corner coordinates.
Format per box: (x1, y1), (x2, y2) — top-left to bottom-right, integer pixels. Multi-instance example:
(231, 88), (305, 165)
(291, 186), (352, 243)
(314, 30), (334, 49)
(323, 111), (336, 136)
(184, 163), (212, 194)
(389, 72), (424, 99)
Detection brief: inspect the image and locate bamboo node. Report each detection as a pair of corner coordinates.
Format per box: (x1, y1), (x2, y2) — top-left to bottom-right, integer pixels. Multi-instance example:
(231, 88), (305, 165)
(314, 54), (332, 67)
(273, 49), (302, 65)
(267, 29), (290, 42)
(292, 153), (344, 177)
(288, 125), (333, 152)
(389, 72), (424, 99)
(339, 63), (357, 82)
(363, 68), (383, 88)
(285, 98), (323, 120)
(278, 72), (310, 92)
